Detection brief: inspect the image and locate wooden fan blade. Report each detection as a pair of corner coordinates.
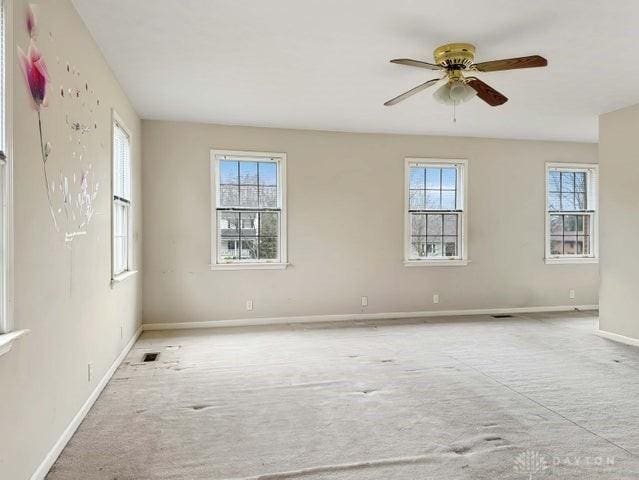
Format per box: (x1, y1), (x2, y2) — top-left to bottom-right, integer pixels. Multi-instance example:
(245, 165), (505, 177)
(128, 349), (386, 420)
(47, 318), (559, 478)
(473, 55), (547, 72)
(466, 78), (508, 106)
(390, 58), (442, 71)
(384, 78), (441, 106)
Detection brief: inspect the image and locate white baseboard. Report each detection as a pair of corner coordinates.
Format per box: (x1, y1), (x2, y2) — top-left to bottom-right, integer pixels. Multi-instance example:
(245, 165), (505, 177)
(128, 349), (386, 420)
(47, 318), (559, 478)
(596, 329), (639, 348)
(143, 305), (599, 331)
(30, 326), (143, 480)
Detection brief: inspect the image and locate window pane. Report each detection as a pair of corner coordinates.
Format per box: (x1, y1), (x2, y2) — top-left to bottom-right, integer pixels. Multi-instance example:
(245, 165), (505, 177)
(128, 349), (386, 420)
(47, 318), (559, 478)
(426, 238), (442, 257)
(427, 214), (443, 236)
(441, 168), (456, 190)
(219, 161), (239, 184)
(563, 215), (577, 234)
(548, 192), (561, 211)
(220, 185), (239, 207)
(259, 185), (278, 208)
(561, 172), (575, 192)
(240, 238), (258, 260)
(443, 215), (457, 235)
(240, 185), (258, 207)
(550, 215), (563, 235)
(564, 236), (577, 254)
(114, 238), (125, 272)
(259, 162), (277, 186)
(219, 212), (239, 237)
(410, 237), (427, 259)
(239, 161), (258, 185)
(548, 171), (561, 192)
(425, 190), (440, 209)
(577, 236), (585, 254)
(411, 214), (426, 236)
(577, 215), (590, 235)
(561, 193), (575, 211)
(575, 192), (586, 210)
(583, 236), (591, 256)
(219, 237), (239, 261)
(259, 212), (279, 237)
(575, 172), (586, 192)
(550, 236), (563, 255)
(240, 212), (258, 236)
(409, 190), (424, 209)
(441, 191), (456, 210)
(258, 237), (279, 260)
(425, 168), (441, 189)
(443, 236), (457, 257)
(409, 167), (424, 189)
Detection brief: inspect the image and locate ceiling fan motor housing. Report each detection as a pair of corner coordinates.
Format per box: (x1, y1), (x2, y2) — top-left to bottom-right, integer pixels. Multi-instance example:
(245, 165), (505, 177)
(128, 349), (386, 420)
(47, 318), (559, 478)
(433, 43), (475, 69)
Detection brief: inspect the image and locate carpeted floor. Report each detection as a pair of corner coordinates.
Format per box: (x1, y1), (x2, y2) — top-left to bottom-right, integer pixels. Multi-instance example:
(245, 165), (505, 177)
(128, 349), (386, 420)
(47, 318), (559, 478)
(47, 311), (639, 479)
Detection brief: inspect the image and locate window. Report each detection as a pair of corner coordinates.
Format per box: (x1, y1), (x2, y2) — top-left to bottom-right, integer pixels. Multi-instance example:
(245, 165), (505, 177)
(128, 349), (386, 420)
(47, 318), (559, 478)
(112, 116), (132, 278)
(0, 0), (9, 334)
(211, 150), (287, 270)
(404, 158), (468, 266)
(545, 163), (598, 264)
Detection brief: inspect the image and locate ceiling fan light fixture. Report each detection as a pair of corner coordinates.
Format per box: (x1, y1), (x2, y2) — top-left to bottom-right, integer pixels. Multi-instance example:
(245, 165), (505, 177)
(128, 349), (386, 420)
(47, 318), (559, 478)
(433, 80), (476, 106)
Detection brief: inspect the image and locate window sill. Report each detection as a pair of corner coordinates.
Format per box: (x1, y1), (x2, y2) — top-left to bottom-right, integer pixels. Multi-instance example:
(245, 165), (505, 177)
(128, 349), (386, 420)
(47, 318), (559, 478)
(545, 257), (599, 265)
(111, 270), (138, 286)
(0, 330), (30, 357)
(403, 259), (470, 267)
(210, 262), (289, 271)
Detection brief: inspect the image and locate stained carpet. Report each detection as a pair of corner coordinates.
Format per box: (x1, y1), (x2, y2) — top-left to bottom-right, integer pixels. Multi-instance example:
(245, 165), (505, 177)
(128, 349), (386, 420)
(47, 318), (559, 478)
(47, 311), (639, 479)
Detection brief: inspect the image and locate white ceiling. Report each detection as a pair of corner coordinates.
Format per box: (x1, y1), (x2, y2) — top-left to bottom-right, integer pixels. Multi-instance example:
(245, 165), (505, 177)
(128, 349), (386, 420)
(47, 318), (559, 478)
(72, 0), (639, 142)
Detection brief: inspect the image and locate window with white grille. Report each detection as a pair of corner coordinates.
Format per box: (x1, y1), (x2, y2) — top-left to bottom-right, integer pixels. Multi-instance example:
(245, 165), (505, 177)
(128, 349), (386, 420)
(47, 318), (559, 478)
(211, 150), (287, 269)
(545, 163), (598, 263)
(405, 158), (468, 266)
(112, 118), (132, 277)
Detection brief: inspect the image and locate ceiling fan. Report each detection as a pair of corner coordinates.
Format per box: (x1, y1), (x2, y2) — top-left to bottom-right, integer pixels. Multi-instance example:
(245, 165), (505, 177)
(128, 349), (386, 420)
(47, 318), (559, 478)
(384, 43), (547, 107)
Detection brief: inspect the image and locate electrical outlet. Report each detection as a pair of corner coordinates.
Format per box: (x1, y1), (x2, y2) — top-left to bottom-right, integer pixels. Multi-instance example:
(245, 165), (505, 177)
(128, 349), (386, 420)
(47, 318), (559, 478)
(569, 289), (576, 300)
(246, 300), (254, 311)
(433, 294), (440, 304)
(87, 362), (94, 383)
(361, 296), (368, 307)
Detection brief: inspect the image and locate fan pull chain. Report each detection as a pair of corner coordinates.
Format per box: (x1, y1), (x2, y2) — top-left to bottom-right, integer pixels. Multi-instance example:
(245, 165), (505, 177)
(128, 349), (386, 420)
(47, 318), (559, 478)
(453, 103), (457, 123)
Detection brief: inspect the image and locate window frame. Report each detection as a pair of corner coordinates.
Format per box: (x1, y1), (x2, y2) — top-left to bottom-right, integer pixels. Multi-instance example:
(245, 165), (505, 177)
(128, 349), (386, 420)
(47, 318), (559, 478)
(403, 157), (469, 267)
(111, 111), (135, 282)
(544, 162), (599, 265)
(210, 149), (288, 270)
(0, 0), (13, 336)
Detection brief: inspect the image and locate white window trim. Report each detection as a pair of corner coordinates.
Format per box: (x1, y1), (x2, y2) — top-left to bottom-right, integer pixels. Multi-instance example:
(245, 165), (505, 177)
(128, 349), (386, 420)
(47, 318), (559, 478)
(545, 162), (599, 265)
(0, 0), (27, 357)
(111, 110), (135, 284)
(403, 157), (469, 267)
(210, 149), (288, 271)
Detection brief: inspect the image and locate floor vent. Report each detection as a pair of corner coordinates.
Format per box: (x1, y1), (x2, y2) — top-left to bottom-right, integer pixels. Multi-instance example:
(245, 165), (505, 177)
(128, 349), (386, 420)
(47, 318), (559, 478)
(143, 352), (160, 362)
(492, 314), (513, 319)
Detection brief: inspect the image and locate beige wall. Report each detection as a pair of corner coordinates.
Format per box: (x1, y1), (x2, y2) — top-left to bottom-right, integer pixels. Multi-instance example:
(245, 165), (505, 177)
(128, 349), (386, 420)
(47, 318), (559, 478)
(599, 104), (639, 339)
(142, 120), (598, 325)
(0, 1), (142, 479)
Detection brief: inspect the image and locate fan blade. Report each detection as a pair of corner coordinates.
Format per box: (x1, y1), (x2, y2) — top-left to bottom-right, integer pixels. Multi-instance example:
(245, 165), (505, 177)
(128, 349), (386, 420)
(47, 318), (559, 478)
(390, 58), (442, 71)
(473, 55), (547, 72)
(466, 78), (508, 106)
(384, 78), (441, 106)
